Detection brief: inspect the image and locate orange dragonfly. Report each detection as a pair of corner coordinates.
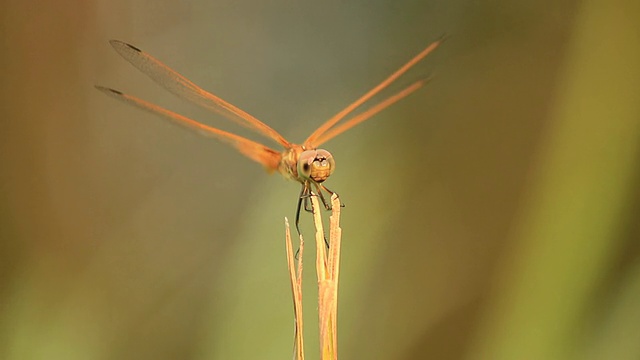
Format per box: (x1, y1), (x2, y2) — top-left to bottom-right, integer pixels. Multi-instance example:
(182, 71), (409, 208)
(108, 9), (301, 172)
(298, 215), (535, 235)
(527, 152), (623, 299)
(96, 38), (442, 231)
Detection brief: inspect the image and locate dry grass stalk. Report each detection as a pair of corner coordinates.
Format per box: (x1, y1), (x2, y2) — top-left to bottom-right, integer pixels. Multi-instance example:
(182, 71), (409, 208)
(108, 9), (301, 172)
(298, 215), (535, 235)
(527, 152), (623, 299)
(315, 194), (342, 360)
(285, 218), (305, 360)
(285, 193), (342, 360)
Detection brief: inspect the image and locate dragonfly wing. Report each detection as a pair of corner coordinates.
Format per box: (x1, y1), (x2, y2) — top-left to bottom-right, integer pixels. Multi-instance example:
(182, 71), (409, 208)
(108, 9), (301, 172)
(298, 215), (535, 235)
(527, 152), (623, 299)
(314, 77), (430, 146)
(304, 37), (443, 148)
(109, 40), (291, 148)
(96, 86), (282, 172)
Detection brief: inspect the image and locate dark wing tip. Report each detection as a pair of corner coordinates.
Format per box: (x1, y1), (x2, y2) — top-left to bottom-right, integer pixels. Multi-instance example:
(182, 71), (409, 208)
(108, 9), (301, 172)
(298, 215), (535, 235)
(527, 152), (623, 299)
(94, 85), (123, 96)
(417, 73), (435, 84)
(109, 39), (142, 53)
(436, 33), (451, 44)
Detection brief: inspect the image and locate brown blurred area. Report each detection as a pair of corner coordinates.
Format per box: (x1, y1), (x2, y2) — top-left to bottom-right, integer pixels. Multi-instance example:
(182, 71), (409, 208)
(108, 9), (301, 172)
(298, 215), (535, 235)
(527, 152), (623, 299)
(1, 0), (639, 359)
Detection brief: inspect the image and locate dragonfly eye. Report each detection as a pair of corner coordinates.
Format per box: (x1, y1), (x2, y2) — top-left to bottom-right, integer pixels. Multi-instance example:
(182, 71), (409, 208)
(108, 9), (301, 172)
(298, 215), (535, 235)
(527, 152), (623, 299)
(298, 149), (335, 183)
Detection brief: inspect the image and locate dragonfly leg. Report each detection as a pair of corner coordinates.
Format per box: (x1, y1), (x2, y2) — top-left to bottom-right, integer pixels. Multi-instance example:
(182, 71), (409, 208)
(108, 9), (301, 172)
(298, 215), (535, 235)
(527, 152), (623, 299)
(319, 184), (345, 208)
(306, 183), (330, 249)
(314, 183), (332, 210)
(295, 182), (310, 236)
(294, 182), (325, 257)
(303, 185), (315, 213)
(303, 196), (313, 212)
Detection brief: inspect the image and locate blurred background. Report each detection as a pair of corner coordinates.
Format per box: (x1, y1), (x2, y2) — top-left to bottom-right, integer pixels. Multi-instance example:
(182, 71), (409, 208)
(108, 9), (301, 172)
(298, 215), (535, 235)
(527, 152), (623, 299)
(1, 0), (639, 359)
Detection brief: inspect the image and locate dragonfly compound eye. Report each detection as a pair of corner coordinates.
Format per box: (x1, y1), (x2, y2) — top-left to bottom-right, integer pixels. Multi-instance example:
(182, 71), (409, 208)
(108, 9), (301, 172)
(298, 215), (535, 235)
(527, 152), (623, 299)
(298, 149), (335, 183)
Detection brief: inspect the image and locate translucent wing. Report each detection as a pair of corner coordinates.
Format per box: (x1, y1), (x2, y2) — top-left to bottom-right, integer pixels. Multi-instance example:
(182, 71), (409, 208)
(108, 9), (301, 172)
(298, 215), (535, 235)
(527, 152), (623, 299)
(96, 86), (282, 172)
(304, 37), (443, 149)
(109, 40), (291, 148)
(313, 77), (430, 146)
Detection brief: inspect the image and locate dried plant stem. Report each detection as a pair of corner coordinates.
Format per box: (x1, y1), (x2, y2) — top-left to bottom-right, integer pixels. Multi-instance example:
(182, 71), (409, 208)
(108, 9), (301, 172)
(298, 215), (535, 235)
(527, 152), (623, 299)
(285, 193), (342, 360)
(285, 218), (305, 360)
(314, 194), (342, 360)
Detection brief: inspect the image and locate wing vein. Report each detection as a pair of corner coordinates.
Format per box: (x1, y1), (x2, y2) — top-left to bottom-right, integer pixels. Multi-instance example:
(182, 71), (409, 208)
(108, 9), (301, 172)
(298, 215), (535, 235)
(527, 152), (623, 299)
(109, 40), (290, 148)
(95, 86), (282, 172)
(304, 37), (443, 148)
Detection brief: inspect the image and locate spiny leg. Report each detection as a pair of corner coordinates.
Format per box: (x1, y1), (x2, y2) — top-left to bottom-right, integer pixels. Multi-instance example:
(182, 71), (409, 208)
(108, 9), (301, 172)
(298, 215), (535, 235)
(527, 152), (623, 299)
(303, 183), (317, 213)
(309, 183), (331, 249)
(295, 182), (310, 236)
(319, 184), (345, 208)
(295, 182), (325, 257)
(314, 183), (332, 210)
(303, 194), (313, 213)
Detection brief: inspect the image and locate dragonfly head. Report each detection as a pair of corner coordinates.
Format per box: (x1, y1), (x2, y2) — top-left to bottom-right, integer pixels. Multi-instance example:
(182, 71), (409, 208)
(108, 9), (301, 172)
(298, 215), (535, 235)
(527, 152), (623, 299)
(298, 149), (335, 183)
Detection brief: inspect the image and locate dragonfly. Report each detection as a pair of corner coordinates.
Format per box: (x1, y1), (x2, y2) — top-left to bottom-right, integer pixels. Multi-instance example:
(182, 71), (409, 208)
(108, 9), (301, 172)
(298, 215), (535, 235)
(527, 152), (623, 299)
(96, 37), (442, 232)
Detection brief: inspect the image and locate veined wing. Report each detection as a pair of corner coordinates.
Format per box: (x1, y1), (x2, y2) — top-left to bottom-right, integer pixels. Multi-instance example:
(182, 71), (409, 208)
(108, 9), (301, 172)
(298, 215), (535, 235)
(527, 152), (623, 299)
(313, 77), (431, 146)
(304, 37), (443, 149)
(95, 86), (282, 172)
(109, 40), (291, 148)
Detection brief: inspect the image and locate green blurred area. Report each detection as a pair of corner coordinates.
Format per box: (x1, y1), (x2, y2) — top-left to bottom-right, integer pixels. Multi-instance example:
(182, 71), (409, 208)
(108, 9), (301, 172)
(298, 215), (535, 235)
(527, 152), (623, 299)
(1, 0), (639, 359)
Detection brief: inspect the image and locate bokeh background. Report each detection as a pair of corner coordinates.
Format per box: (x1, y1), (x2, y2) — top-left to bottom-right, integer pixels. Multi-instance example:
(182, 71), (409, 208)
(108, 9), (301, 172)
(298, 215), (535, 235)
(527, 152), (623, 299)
(1, 0), (639, 359)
